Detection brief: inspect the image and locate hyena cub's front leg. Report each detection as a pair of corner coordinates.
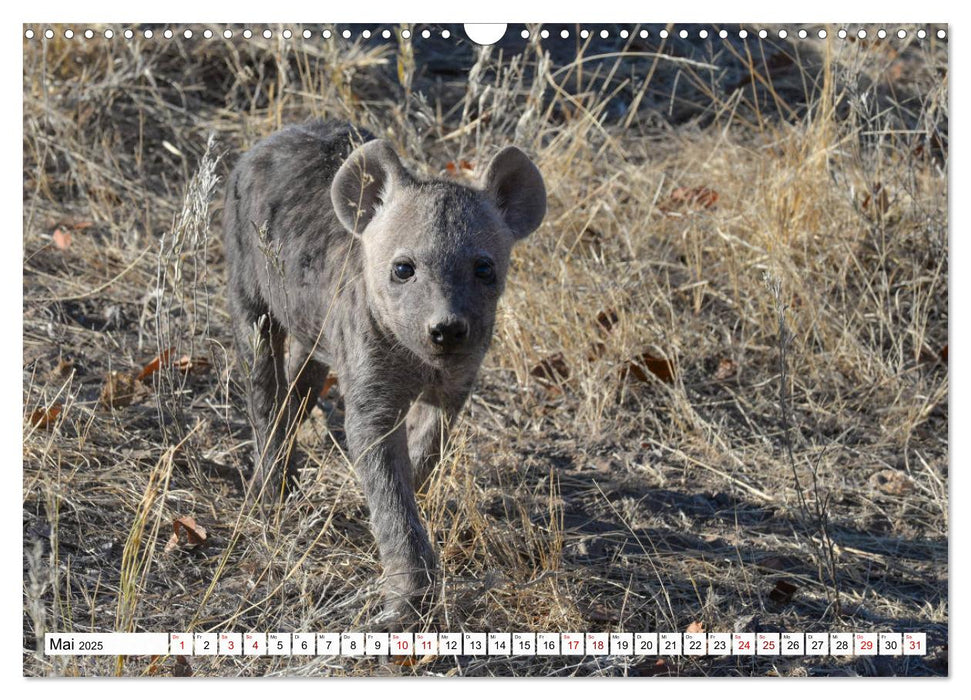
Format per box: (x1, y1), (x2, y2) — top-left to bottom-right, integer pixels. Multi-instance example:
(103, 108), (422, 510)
(343, 388), (437, 624)
(235, 308), (325, 507)
(229, 297), (292, 506)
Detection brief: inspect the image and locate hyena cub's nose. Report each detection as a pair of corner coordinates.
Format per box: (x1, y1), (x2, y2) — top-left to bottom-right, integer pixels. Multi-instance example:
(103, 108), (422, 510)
(428, 318), (469, 350)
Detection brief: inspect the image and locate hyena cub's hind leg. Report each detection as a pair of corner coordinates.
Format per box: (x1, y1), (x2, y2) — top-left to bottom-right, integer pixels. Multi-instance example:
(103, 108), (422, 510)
(231, 295), (321, 507)
(406, 390), (469, 489)
(286, 338), (330, 426)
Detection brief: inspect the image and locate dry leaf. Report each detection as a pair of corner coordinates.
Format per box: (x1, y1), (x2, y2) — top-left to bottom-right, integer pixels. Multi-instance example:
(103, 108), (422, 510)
(768, 579), (799, 604)
(596, 308), (619, 333)
(531, 352), (570, 381)
(540, 383), (564, 400)
(146, 655), (162, 676)
(99, 371), (137, 409)
(862, 183), (890, 215)
(659, 186), (719, 214)
(941, 344), (948, 363)
(136, 348), (175, 382)
(586, 341), (607, 362)
(623, 353), (676, 383)
(164, 516), (208, 553)
(29, 404), (63, 430)
(173, 655), (192, 677)
(869, 468), (914, 496)
(320, 373), (338, 398)
(52, 227), (72, 250)
(714, 358), (738, 381)
(52, 357), (75, 379)
(171, 355), (212, 375)
(445, 160), (475, 178)
(686, 621), (705, 634)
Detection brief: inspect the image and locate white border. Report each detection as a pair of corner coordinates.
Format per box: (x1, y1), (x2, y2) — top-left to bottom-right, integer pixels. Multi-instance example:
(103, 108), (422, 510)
(7, 0), (956, 695)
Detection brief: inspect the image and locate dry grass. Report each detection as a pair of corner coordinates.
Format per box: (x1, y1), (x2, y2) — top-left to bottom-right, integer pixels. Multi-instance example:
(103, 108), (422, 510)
(22, 24), (947, 677)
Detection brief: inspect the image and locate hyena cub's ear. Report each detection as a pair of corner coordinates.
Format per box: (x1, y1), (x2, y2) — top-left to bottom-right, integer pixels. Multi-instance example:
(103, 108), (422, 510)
(481, 147), (547, 240)
(332, 139), (410, 235)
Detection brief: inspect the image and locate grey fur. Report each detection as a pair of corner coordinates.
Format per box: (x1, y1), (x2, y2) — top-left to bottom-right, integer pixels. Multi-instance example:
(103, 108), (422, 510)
(223, 119), (546, 621)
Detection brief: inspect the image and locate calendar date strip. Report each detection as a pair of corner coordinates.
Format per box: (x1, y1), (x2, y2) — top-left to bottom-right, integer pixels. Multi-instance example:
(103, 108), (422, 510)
(44, 631), (927, 657)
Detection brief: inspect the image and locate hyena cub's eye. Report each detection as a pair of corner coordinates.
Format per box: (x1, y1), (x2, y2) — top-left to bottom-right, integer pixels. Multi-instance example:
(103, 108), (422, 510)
(474, 258), (496, 283)
(393, 261), (415, 281)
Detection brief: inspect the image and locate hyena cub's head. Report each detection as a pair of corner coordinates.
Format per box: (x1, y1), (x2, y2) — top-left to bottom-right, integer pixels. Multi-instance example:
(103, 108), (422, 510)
(331, 139), (546, 368)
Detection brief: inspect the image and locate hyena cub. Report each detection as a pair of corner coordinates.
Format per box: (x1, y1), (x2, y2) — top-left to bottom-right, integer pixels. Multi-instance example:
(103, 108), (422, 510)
(224, 120), (546, 620)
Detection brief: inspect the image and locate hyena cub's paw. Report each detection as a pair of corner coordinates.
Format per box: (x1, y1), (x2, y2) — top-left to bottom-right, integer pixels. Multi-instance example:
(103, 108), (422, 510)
(244, 459), (301, 513)
(379, 551), (438, 629)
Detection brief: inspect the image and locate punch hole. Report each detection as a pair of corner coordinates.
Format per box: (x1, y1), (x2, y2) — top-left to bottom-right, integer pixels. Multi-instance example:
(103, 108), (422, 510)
(441, 29), (450, 39)
(897, 29), (907, 39)
(561, 29), (569, 39)
(937, 29), (946, 39)
(144, 29), (153, 39)
(640, 29), (649, 38)
(659, 29), (668, 38)
(580, 29), (589, 38)
(283, 29), (292, 39)
(758, 29), (767, 38)
(84, 29), (94, 39)
(203, 29), (212, 39)
(858, 29), (867, 39)
(798, 29), (808, 38)
(24, 29), (34, 39)
(877, 29), (887, 39)
(164, 29), (173, 39)
(104, 29), (114, 38)
(224, 29), (233, 39)
(837, 29), (846, 38)
(362, 29), (371, 39)
(602, 29), (610, 39)
(917, 29), (926, 39)
(323, 29), (333, 39)
(124, 29), (133, 39)
(521, 29), (529, 39)
(678, 29), (687, 38)
(382, 29), (391, 39)
(620, 29), (629, 38)
(818, 29), (827, 38)
(183, 29), (192, 39)
(400, 29), (410, 39)
(263, 29), (273, 39)
(779, 29), (788, 39)
(64, 29), (74, 39)
(421, 29), (430, 39)
(699, 29), (708, 39)
(541, 29), (549, 39)
(243, 29), (252, 39)
(44, 29), (53, 39)
(718, 29), (727, 38)
(739, 29), (748, 39)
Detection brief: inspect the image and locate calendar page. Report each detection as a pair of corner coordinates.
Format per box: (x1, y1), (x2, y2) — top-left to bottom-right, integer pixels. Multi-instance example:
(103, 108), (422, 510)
(22, 16), (948, 678)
